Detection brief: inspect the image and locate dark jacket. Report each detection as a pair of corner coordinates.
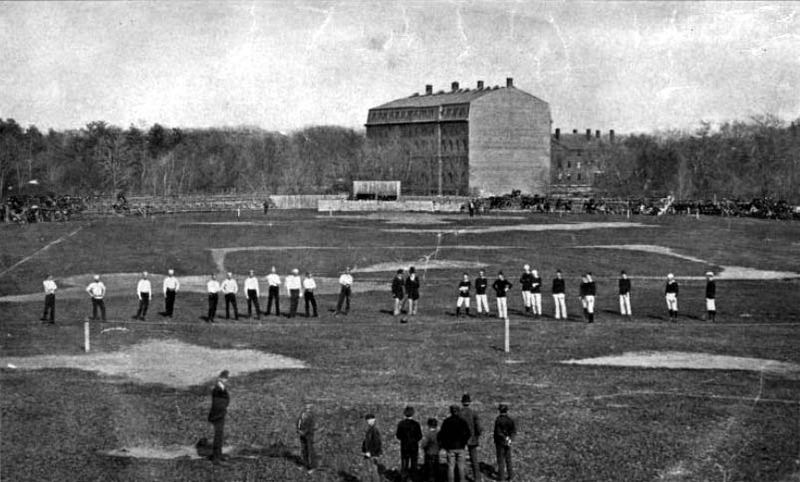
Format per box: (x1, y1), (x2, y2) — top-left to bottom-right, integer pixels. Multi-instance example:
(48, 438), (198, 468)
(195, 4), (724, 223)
(459, 406), (482, 446)
(552, 278), (565, 294)
(531, 276), (542, 293)
(475, 277), (488, 295)
(665, 280), (679, 295)
(208, 381), (229, 423)
(405, 275), (420, 300)
(438, 415), (471, 450)
(296, 409), (315, 437)
(619, 278), (631, 295)
(519, 272), (534, 291)
(493, 414), (517, 446)
(492, 279), (512, 298)
(392, 277), (405, 298)
(458, 280), (471, 297)
(396, 418), (423, 454)
(362, 424), (383, 456)
(580, 281), (596, 297)
(706, 280), (716, 299)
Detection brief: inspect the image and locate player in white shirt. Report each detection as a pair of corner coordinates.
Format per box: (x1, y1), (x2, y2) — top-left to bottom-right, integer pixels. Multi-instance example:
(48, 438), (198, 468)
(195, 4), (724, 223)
(221, 272), (239, 320)
(335, 267), (353, 316)
(303, 272), (318, 317)
(41, 275), (57, 324)
(134, 271), (152, 321)
(265, 266), (282, 316)
(285, 269), (302, 318)
(162, 269), (180, 318)
(86, 275), (107, 321)
(206, 274), (221, 323)
(244, 270), (261, 319)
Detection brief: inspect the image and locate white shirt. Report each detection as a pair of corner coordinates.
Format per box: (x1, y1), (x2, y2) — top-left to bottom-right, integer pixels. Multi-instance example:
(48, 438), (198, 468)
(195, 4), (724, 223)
(285, 274), (302, 293)
(207, 280), (221, 294)
(137, 279), (152, 299)
(339, 273), (353, 287)
(221, 278), (238, 294)
(87, 281), (106, 299)
(266, 273), (281, 287)
(163, 276), (180, 294)
(43, 279), (57, 295)
(244, 276), (260, 295)
(303, 278), (317, 291)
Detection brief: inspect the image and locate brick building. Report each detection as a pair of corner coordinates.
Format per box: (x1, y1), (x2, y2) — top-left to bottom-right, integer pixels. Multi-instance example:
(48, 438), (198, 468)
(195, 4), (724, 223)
(365, 78), (551, 196)
(551, 128), (615, 191)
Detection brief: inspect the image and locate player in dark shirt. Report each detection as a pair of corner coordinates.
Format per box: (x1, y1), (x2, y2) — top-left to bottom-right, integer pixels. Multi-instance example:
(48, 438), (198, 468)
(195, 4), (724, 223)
(552, 270), (567, 320)
(705, 271), (716, 322)
(475, 270), (490, 317)
(618, 271), (632, 317)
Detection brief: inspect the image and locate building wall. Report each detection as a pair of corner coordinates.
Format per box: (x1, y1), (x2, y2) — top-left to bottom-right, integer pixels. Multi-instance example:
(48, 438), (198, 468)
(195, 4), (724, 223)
(468, 90), (551, 196)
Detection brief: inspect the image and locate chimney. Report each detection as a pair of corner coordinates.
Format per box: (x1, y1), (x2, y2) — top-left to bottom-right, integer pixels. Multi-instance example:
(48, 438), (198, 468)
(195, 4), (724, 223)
(425, 84), (433, 95)
(506, 77), (514, 88)
(555, 128), (560, 139)
(595, 130), (601, 139)
(451, 81), (459, 91)
(477, 80), (484, 90)
(609, 129), (615, 142)
(586, 129), (591, 140)
(572, 129), (578, 134)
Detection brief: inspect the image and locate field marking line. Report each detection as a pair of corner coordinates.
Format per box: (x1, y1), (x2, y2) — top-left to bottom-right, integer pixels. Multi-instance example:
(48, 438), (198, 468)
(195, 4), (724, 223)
(557, 388), (799, 406)
(0, 226), (85, 278)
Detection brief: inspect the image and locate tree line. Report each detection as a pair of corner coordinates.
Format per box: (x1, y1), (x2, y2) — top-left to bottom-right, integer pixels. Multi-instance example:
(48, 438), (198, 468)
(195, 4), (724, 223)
(1, 116), (798, 202)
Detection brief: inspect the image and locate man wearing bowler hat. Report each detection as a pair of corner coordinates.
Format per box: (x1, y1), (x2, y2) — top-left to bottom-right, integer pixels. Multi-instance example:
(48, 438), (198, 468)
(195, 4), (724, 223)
(208, 370), (230, 465)
(459, 393), (483, 482)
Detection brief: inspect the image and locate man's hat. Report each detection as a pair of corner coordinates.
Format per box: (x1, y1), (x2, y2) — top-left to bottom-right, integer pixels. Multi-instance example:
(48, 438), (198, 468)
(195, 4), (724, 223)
(461, 393), (471, 404)
(364, 413), (375, 420)
(219, 370), (229, 378)
(93, 274), (100, 281)
(498, 404), (509, 413)
(706, 271), (714, 277)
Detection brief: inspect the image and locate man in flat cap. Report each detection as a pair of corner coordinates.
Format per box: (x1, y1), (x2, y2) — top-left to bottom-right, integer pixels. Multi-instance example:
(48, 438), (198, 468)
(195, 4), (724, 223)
(493, 404), (517, 481)
(362, 413), (383, 481)
(208, 370), (230, 465)
(459, 393), (483, 482)
(705, 271), (716, 322)
(86, 275), (106, 321)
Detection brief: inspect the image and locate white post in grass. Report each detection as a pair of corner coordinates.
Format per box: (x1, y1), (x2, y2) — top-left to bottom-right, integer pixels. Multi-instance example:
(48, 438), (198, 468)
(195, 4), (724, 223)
(84, 322), (90, 353)
(504, 317), (510, 353)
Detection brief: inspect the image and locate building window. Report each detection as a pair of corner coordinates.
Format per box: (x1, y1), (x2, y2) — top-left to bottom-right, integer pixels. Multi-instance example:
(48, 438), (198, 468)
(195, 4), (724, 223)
(577, 173), (582, 181)
(576, 162), (581, 169)
(567, 161), (571, 168)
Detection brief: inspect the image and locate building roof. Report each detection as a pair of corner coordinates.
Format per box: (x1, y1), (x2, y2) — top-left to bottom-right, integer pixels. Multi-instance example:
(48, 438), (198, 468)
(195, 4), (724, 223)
(552, 134), (606, 151)
(371, 85), (541, 110)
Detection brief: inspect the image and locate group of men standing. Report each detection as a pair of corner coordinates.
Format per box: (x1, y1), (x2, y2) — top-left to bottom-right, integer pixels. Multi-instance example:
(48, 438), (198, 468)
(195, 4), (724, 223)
(391, 267), (421, 319)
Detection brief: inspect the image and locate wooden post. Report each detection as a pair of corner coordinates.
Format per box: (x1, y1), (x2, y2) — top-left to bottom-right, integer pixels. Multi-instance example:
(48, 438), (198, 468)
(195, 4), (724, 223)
(504, 317), (510, 353)
(84, 322), (90, 353)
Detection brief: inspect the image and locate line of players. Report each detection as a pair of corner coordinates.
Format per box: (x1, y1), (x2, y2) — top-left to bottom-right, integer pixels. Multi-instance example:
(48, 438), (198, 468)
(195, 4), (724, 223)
(40, 266), (355, 324)
(429, 266), (716, 323)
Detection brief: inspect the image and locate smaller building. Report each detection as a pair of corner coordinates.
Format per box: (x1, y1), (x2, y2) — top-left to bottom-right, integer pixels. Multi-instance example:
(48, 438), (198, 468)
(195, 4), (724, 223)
(551, 128), (615, 191)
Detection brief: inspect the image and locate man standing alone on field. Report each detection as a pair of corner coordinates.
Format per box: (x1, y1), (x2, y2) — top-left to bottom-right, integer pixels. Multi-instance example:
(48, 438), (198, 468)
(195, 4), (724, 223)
(665, 273), (679, 322)
(475, 270), (490, 317)
(303, 272), (318, 317)
(705, 271), (716, 322)
(552, 270), (567, 320)
(580, 273), (596, 323)
(392, 269), (406, 317)
(335, 267), (353, 316)
(206, 274), (220, 323)
(41, 275), (57, 324)
(162, 269), (179, 318)
(493, 272), (512, 321)
(208, 370), (230, 465)
(618, 271), (632, 317)
(396, 406), (423, 481)
(134, 271), (151, 321)
(221, 272), (239, 320)
(405, 267), (420, 316)
(265, 266), (281, 316)
(493, 404), (516, 482)
(459, 394), (483, 482)
(296, 401), (317, 474)
(86, 275), (106, 321)
(286, 268), (302, 318)
(244, 270), (261, 320)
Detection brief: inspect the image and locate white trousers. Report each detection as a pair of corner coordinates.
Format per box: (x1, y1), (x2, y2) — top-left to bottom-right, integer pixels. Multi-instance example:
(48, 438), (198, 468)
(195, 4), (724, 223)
(497, 297), (508, 319)
(476, 294), (489, 313)
(553, 293), (567, 319)
(619, 293), (631, 315)
(531, 293), (542, 314)
(666, 293), (678, 311)
(706, 298), (716, 311)
(457, 296), (470, 308)
(582, 295), (595, 314)
(522, 291), (532, 308)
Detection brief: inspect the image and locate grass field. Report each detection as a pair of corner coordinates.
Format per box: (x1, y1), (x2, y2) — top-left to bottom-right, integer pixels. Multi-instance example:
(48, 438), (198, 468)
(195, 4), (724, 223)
(1, 211), (799, 482)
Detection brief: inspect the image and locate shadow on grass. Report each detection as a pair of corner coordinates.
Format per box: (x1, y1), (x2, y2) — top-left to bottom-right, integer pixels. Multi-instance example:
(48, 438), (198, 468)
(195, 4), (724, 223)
(480, 461), (498, 480)
(235, 442), (304, 467)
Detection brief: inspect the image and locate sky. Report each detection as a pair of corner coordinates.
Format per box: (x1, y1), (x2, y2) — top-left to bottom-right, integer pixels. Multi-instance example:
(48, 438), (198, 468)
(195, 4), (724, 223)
(1, 1), (798, 134)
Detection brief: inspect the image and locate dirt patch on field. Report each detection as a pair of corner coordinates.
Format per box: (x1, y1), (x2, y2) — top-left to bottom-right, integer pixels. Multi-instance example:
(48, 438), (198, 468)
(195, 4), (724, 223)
(574, 245), (800, 280)
(562, 351), (800, 377)
(319, 213), (525, 225)
(356, 259), (488, 273)
(103, 445), (209, 460)
(1, 339), (306, 388)
(385, 221), (652, 234)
